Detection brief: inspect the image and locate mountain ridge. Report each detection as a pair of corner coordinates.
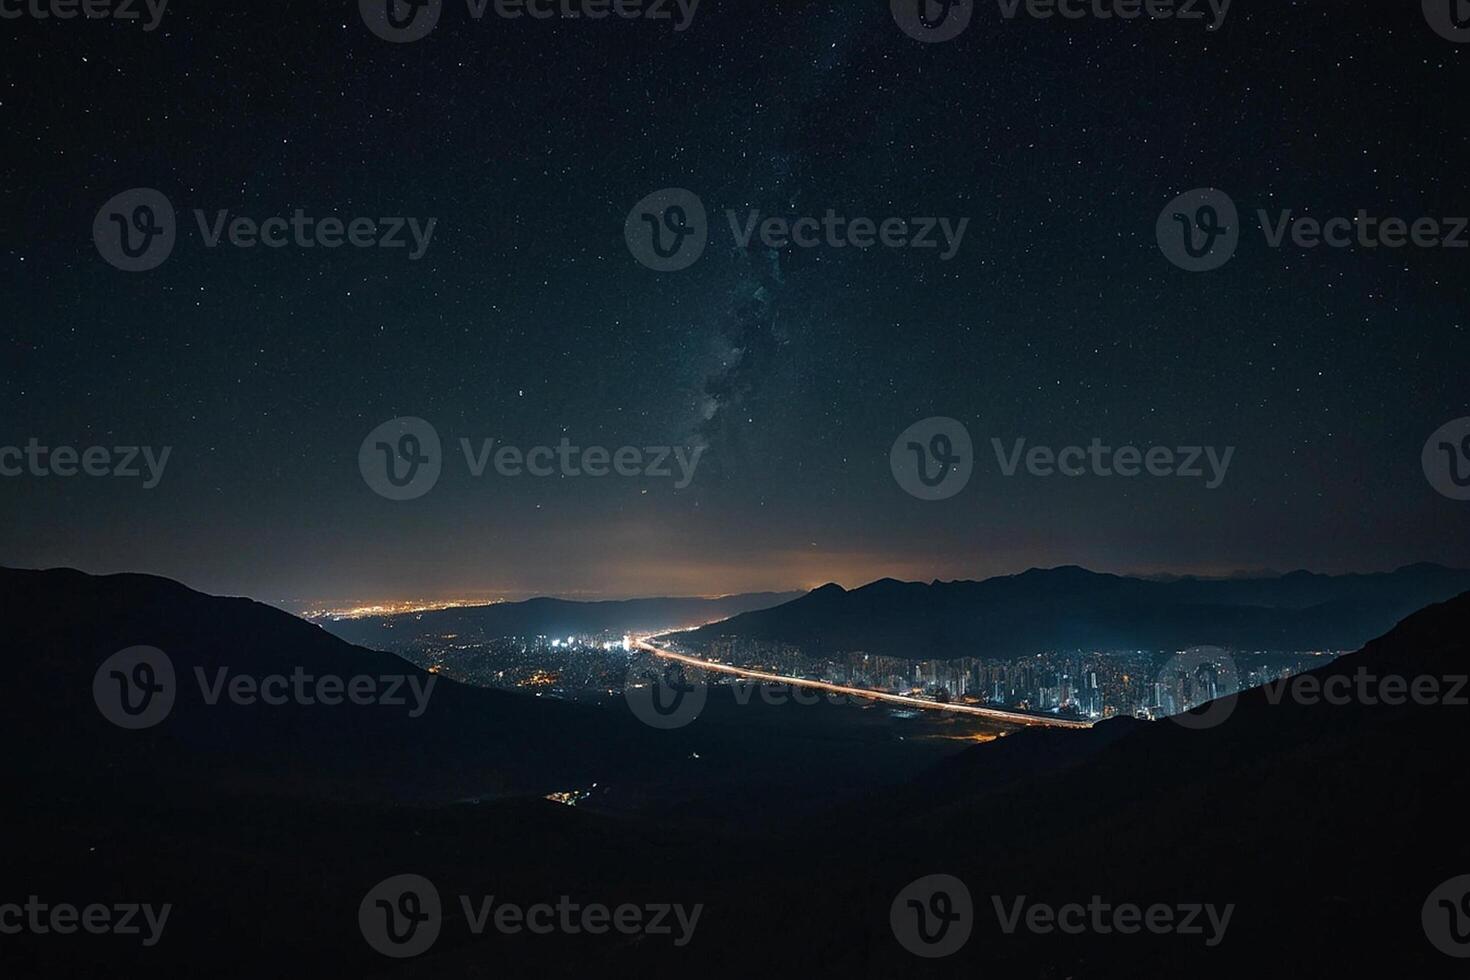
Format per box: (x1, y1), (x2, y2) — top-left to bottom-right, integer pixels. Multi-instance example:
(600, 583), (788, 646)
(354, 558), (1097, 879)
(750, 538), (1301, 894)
(679, 563), (1470, 659)
(317, 587), (803, 650)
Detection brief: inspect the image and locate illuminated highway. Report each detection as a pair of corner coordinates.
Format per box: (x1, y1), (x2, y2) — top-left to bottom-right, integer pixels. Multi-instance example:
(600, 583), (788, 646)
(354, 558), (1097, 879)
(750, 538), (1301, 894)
(634, 638), (1093, 730)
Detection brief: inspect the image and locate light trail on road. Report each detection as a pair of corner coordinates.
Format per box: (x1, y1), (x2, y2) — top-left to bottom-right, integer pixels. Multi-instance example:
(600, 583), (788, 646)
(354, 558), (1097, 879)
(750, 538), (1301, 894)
(634, 639), (1094, 730)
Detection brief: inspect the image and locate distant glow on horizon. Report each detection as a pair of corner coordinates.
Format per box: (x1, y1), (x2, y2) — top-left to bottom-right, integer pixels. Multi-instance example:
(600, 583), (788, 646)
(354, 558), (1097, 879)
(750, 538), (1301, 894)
(302, 597), (510, 622)
(288, 556), (1406, 616)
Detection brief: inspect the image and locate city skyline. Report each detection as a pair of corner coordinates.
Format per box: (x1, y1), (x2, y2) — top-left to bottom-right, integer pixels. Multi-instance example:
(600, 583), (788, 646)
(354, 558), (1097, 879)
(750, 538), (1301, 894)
(382, 622), (1338, 728)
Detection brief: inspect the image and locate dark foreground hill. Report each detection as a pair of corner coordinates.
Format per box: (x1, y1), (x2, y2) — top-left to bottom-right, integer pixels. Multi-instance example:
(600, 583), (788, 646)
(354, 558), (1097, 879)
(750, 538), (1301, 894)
(682, 563), (1470, 659)
(685, 588), (1470, 978)
(0, 566), (693, 804)
(0, 567), (1466, 978)
(0, 567), (962, 812)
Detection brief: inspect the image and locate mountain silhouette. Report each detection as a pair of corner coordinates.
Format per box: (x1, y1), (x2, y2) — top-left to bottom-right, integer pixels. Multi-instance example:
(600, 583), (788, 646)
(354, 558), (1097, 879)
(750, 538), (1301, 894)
(680, 563), (1470, 658)
(0, 566), (719, 804)
(2, 566), (1466, 977)
(319, 589), (802, 650)
(670, 588), (1470, 977)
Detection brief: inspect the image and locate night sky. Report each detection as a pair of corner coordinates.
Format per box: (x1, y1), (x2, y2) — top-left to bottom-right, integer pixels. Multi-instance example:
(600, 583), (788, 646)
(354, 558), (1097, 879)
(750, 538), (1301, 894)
(2, 1), (1467, 605)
